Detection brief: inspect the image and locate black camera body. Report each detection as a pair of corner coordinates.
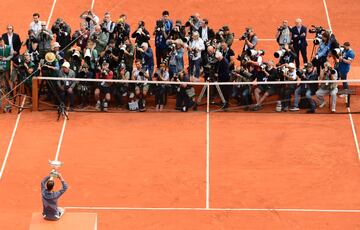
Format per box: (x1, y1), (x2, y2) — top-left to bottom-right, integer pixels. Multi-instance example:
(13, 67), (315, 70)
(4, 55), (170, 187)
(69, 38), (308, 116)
(240, 32), (250, 40)
(156, 20), (165, 32)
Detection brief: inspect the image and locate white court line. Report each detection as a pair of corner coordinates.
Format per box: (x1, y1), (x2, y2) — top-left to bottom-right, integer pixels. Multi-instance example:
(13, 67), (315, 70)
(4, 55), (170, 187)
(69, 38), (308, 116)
(347, 108), (360, 159)
(94, 214), (98, 230)
(65, 206), (360, 213)
(206, 85), (210, 209)
(55, 118), (67, 161)
(322, 0), (360, 159)
(91, 0), (95, 10)
(0, 96), (26, 180)
(323, 0), (333, 32)
(46, 0), (57, 27)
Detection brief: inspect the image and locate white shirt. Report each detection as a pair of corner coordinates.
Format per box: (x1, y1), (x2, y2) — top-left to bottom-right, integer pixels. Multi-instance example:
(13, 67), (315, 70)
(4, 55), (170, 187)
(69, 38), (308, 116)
(189, 38), (205, 60)
(201, 27), (208, 41)
(7, 33), (13, 52)
(288, 70), (297, 80)
(29, 21), (42, 35)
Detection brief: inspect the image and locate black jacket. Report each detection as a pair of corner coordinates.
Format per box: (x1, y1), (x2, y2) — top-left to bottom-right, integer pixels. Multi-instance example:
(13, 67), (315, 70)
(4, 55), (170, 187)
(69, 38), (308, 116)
(2, 33), (21, 54)
(291, 26), (308, 48)
(198, 27), (215, 41)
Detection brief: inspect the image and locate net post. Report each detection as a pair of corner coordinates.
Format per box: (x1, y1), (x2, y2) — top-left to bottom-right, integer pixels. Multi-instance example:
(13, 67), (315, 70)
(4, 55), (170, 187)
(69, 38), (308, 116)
(32, 77), (38, 111)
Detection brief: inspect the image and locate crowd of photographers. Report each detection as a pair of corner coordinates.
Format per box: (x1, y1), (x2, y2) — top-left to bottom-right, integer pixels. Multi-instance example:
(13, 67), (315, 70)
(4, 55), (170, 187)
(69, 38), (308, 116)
(0, 11), (355, 113)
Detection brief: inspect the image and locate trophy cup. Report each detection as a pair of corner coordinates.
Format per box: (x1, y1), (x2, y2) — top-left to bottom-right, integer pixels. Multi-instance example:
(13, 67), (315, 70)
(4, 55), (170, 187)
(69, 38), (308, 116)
(48, 160), (63, 179)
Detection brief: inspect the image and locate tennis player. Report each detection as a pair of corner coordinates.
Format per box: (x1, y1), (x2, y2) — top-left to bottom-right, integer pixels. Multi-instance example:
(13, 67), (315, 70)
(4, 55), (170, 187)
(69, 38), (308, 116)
(41, 172), (68, 221)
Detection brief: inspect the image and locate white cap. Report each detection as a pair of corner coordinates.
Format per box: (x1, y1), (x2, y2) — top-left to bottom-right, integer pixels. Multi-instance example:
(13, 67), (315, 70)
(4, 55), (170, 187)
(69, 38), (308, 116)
(53, 42), (60, 48)
(62, 62), (70, 69)
(288, 63), (296, 69)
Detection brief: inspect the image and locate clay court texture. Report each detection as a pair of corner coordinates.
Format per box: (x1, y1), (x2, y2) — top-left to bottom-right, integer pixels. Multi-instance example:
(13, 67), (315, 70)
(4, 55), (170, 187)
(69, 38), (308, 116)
(1, 0), (360, 229)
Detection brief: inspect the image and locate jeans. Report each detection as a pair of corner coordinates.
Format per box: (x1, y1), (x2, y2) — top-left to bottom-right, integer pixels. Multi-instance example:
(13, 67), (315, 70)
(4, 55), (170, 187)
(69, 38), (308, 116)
(280, 85), (296, 108)
(293, 86), (316, 109)
(241, 87), (251, 106)
(339, 72), (349, 89)
(144, 65), (154, 80)
(316, 87), (338, 110)
(189, 58), (201, 79)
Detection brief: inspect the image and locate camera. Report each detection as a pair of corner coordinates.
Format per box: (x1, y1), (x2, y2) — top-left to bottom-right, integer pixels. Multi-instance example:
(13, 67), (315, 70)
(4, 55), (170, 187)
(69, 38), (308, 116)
(105, 47), (113, 55)
(156, 20), (165, 32)
(185, 15), (195, 27)
(277, 66), (289, 75)
(101, 70), (108, 77)
(240, 32), (250, 40)
(331, 47), (345, 58)
(246, 49), (265, 57)
(260, 64), (267, 71)
(231, 67), (253, 82)
(277, 26), (285, 32)
(313, 34), (322, 45)
(274, 49), (286, 58)
(309, 25), (325, 45)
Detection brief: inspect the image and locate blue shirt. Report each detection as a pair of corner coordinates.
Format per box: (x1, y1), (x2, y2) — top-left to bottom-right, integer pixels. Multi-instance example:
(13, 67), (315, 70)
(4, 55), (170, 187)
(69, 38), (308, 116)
(142, 47), (154, 67)
(316, 42), (330, 58)
(41, 176), (68, 219)
(338, 49), (355, 74)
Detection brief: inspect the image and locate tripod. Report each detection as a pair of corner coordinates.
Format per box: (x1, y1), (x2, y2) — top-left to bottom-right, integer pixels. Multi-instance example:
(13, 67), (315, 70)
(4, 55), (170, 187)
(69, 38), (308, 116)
(47, 80), (69, 121)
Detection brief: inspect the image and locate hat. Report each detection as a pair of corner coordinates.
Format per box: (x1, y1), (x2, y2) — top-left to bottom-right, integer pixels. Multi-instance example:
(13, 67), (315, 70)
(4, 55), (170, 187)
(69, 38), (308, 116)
(222, 25), (229, 31)
(72, 50), (81, 57)
(45, 52), (56, 63)
(343, 42), (350, 47)
(288, 63), (296, 69)
(62, 62), (70, 69)
(52, 42), (60, 49)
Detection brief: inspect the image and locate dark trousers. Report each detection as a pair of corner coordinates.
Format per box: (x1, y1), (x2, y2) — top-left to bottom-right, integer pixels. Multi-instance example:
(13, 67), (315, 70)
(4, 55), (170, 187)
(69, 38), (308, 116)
(294, 45), (308, 68)
(59, 89), (74, 107)
(155, 47), (167, 68)
(280, 85), (296, 108)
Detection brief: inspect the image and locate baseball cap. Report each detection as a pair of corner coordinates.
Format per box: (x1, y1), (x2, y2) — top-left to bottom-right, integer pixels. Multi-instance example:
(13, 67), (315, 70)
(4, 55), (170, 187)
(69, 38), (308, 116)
(288, 63), (296, 69)
(62, 62), (70, 69)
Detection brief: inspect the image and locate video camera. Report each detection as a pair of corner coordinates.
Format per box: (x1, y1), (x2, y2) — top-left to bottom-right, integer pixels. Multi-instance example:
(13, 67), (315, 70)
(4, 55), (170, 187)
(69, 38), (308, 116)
(309, 25), (326, 45)
(331, 46), (345, 58)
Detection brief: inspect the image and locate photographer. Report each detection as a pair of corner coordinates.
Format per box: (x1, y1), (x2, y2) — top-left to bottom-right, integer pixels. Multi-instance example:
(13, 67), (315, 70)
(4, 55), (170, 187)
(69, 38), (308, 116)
(115, 16), (130, 46)
(184, 13), (201, 33)
(188, 31), (205, 81)
(101, 12), (116, 41)
(217, 25), (234, 48)
(316, 62), (338, 113)
(215, 51), (230, 109)
(167, 39), (185, 79)
(76, 62), (91, 108)
(99, 39), (120, 71)
(121, 37), (135, 74)
(72, 22), (90, 51)
(131, 21), (150, 59)
(51, 18), (71, 52)
(154, 11), (173, 68)
(27, 39), (41, 70)
(312, 31), (331, 76)
(90, 25), (109, 54)
(198, 19), (215, 44)
(136, 42), (154, 80)
(253, 61), (279, 111)
(230, 66), (255, 109)
(276, 43), (297, 67)
(291, 18), (308, 68)
(0, 37), (13, 112)
(276, 20), (291, 47)
(52, 42), (64, 66)
(2, 25), (22, 58)
(68, 49), (82, 73)
(168, 20), (186, 41)
(57, 62), (76, 111)
(29, 13), (42, 35)
(220, 41), (235, 71)
(38, 52), (59, 102)
(95, 62), (113, 111)
(174, 70), (196, 111)
(279, 62), (298, 111)
(112, 64), (130, 107)
(80, 10), (99, 33)
(24, 29), (38, 51)
(83, 39), (98, 76)
(37, 22), (53, 58)
(131, 60), (150, 111)
(11, 53), (35, 102)
(338, 42), (355, 92)
(41, 172), (68, 221)
(240, 27), (257, 55)
(290, 63), (318, 113)
(153, 64), (169, 111)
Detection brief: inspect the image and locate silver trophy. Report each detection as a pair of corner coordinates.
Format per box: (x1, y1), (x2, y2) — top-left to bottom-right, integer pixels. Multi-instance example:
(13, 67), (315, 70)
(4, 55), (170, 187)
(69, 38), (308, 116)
(49, 160), (63, 178)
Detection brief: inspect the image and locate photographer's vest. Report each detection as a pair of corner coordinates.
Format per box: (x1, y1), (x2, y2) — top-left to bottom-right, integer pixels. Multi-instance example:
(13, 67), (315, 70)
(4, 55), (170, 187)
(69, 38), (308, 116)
(0, 45), (11, 71)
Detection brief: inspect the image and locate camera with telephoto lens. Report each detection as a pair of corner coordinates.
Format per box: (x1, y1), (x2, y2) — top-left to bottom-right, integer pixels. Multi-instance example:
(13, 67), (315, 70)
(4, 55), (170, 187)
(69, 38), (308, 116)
(119, 44), (127, 56)
(331, 46), (345, 58)
(101, 70), (108, 77)
(231, 67), (253, 82)
(309, 25), (325, 45)
(156, 20), (165, 32)
(274, 49), (286, 58)
(185, 15), (195, 27)
(277, 66), (289, 75)
(105, 47), (113, 55)
(246, 49), (265, 57)
(240, 31), (250, 40)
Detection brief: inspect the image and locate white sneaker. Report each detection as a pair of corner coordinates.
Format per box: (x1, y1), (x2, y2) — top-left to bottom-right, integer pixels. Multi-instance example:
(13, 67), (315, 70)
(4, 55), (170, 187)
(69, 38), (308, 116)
(319, 101), (326, 108)
(290, 107), (300, 111)
(339, 94), (347, 98)
(331, 108), (336, 113)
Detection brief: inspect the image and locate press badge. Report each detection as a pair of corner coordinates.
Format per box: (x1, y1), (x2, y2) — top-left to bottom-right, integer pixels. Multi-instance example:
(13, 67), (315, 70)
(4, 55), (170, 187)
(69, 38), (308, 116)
(65, 81), (70, 86)
(101, 81), (105, 86)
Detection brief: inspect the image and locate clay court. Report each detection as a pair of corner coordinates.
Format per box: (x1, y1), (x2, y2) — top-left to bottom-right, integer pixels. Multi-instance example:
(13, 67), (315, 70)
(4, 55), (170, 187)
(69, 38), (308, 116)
(1, 0), (360, 229)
